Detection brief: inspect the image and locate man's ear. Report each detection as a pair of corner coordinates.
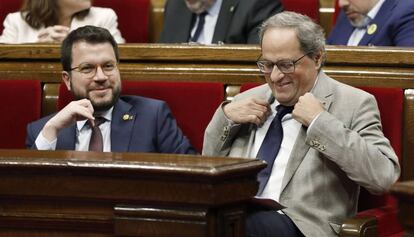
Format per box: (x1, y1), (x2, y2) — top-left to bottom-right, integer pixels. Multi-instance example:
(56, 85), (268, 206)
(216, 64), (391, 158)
(62, 71), (71, 91)
(314, 51), (324, 70)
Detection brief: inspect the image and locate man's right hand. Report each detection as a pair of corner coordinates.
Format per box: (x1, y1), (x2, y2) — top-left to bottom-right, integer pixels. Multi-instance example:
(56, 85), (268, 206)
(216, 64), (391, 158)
(41, 99), (95, 141)
(223, 97), (270, 126)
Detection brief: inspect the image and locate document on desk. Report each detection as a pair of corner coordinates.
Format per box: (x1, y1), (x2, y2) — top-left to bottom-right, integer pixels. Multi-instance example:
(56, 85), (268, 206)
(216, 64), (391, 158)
(251, 196), (285, 210)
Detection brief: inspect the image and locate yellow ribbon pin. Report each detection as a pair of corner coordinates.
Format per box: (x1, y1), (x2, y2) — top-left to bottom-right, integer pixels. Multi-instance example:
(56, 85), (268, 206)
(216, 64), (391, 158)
(367, 24), (377, 35)
(122, 114), (130, 120)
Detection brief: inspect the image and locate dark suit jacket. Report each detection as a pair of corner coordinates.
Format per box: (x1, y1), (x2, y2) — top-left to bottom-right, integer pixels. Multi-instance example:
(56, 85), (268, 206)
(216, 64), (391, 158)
(159, 0), (283, 44)
(327, 0), (414, 46)
(26, 96), (196, 154)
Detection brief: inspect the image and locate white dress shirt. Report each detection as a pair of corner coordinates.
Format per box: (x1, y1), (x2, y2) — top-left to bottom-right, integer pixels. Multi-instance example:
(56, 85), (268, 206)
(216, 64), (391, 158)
(189, 0), (222, 44)
(35, 107), (113, 152)
(347, 0), (385, 46)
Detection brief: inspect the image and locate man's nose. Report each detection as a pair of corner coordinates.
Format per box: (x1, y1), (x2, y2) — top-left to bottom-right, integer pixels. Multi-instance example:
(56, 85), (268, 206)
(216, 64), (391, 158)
(94, 66), (108, 80)
(270, 66), (284, 82)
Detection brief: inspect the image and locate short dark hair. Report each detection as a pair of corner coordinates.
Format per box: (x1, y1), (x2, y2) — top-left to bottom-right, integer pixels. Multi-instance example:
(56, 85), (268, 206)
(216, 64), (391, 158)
(61, 25), (119, 72)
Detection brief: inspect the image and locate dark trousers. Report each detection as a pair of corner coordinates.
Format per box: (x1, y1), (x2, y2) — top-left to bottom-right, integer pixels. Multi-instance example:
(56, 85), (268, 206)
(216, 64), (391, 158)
(246, 204), (304, 237)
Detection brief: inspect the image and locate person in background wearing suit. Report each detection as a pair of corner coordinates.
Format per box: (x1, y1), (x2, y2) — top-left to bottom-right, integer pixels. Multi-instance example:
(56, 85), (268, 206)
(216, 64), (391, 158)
(159, 0), (283, 44)
(26, 25), (195, 154)
(203, 11), (400, 236)
(327, 0), (414, 46)
(0, 0), (124, 44)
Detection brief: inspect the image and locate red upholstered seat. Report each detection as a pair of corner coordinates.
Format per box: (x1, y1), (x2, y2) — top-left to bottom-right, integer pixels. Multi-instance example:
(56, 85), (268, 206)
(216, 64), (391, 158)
(0, 80), (41, 148)
(93, 0), (150, 43)
(0, 0), (24, 34)
(281, 0), (320, 23)
(240, 83), (404, 237)
(58, 81), (224, 152)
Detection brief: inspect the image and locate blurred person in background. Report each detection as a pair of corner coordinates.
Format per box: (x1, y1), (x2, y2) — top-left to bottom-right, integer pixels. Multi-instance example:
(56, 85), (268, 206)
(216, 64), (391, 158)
(0, 0), (124, 44)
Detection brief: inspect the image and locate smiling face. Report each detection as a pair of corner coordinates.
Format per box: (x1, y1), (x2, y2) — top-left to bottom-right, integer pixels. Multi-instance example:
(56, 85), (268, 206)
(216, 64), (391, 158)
(62, 41), (121, 112)
(261, 28), (321, 106)
(184, 0), (216, 14)
(338, 0), (379, 27)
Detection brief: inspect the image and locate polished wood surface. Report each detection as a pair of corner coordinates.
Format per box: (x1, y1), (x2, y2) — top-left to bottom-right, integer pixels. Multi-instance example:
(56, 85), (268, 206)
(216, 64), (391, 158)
(391, 181), (414, 237)
(0, 149), (265, 236)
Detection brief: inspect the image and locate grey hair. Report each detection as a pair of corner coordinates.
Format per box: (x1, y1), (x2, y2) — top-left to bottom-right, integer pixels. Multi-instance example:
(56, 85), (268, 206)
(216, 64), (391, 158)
(259, 11), (326, 61)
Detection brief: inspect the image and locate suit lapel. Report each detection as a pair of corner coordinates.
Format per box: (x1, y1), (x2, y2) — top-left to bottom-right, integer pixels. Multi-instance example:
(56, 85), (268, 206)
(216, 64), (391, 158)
(280, 72), (334, 193)
(110, 99), (136, 152)
(334, 11), (355, 45)
(359, 0), (396, 45)
(175, 3), (195, 42)
(56, 124), (77, 150)
(212, 0), (239, 43)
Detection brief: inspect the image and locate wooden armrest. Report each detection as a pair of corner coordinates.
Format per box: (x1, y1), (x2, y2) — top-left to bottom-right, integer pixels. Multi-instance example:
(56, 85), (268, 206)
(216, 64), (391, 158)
(339, 216), (377, 237)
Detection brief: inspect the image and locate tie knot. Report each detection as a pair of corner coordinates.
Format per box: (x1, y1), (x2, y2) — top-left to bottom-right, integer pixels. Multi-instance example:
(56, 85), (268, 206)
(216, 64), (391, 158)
(276, 105), (293, 120)
(89, 117), (106, 128)
(199, 11), (208, 18)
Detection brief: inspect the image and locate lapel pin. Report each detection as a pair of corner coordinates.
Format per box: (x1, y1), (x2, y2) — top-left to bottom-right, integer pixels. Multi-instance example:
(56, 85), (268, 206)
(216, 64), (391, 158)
(122, 114), (133, 120)
(230, 6), (235, 12)
(367, 24), (377, 35)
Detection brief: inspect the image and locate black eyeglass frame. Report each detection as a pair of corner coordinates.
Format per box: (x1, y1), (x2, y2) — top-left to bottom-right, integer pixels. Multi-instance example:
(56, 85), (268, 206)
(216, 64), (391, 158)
(256, 52), (311, 74)
(69, 61), (119, 77)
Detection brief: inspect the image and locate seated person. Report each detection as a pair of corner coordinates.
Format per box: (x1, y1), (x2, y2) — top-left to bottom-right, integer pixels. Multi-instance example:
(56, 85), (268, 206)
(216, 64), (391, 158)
(26, 25), (195, 154)
(159, 0), (283, 44)
(203, 11), (400, 236)
(327, 0), (414, 46)
(0, 0), (124, 44)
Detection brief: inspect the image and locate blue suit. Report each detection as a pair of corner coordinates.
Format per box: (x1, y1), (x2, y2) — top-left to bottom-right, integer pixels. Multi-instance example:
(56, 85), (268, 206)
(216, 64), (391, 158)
(327, 0), (414, 46)
(26, 96), (196, 154)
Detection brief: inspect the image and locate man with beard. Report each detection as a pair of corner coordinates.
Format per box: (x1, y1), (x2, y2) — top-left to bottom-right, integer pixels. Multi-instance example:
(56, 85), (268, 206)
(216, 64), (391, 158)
(327, 0), (414, 46)
(26, 25), (196, 154)
(159, 0), (283, 44)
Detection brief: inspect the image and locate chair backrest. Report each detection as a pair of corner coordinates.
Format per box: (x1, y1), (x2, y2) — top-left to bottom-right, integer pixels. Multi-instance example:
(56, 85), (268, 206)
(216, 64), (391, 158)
(240, 83), (403, 210)
(0, 80), (41, 148)
(281, 0), (320, 23)
(93, 0), (150, 43)
(0, 0), (24, 34)
(57, 81), (224, 152)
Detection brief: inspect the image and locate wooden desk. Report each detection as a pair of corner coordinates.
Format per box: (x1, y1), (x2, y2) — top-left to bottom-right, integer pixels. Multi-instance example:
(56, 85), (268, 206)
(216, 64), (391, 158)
(391, 181), (414, 237)
(0, 149), (265, 237)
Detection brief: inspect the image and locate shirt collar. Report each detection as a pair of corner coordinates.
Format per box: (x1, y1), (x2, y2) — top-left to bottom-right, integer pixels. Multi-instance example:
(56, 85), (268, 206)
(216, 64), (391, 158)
(367, 0), (385, 20)
(207, 0), (222, 16)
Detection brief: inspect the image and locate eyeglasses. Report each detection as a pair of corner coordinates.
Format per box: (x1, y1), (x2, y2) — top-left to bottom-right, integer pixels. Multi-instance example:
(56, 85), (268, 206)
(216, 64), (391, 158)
(256, 53), (310, 74)
(70, 61), (118, 77)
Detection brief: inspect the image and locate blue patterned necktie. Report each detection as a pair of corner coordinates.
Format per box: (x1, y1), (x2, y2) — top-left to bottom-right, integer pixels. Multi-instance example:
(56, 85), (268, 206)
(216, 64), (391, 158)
(256, 105), (294, 194)
(190, 11), (208, 42)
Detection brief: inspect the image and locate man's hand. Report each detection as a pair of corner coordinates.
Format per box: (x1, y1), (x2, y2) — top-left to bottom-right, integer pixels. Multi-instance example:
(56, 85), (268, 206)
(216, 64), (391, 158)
(293, 93), (325, 127)
(38, 25), (70, 43)
(223, 97), (271, 126)
(41, 99), (95, 141)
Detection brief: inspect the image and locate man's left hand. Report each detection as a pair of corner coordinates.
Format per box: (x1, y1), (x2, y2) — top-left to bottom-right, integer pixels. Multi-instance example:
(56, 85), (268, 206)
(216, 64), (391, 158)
(292, 92), (325, 127)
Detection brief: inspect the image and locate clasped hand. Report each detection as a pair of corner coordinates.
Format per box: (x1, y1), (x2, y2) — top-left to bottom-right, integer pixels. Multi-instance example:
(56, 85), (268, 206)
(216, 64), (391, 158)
(38, 25), (70, 43)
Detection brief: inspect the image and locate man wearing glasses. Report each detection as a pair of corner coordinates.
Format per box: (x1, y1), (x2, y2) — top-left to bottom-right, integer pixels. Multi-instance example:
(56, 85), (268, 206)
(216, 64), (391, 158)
(203, 12), (399, 236)
(26, 25), (196, 154)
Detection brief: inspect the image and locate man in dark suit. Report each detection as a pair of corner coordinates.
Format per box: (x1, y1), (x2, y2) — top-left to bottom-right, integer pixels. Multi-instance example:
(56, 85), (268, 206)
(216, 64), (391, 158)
(26, 25), (196, 154)
(159, 0), (283, 44)
(327, 0), (414, 46)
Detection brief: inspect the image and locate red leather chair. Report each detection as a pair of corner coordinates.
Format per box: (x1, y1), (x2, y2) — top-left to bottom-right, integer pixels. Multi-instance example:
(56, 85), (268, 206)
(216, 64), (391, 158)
(281, 0), (320, 23)
(0, 80), (41, 148)
(57, 81), (224, 152)
(240, 83), (404, 237)
(0, 0), (24, 34)
(93, 0), (150, 43)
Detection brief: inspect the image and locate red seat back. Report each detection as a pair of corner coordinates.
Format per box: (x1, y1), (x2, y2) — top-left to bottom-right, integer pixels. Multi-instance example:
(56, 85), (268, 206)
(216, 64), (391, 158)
(58, 81), (224, 152)
(0, 0), (24, 34)
(281, 0), (320, 23)
(93, 0), (150, 43)
(0, 80), (41, 148)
